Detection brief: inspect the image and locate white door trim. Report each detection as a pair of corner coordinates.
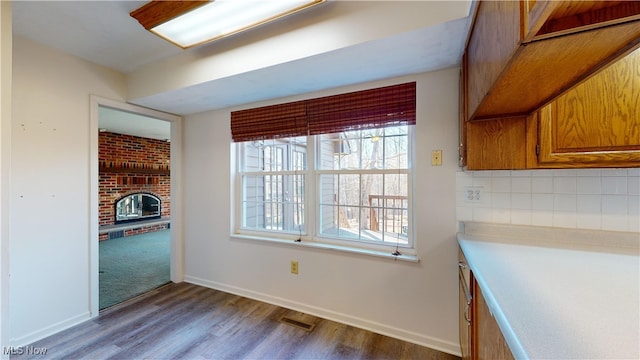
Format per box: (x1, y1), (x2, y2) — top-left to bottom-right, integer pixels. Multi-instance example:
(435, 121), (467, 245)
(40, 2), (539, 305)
(89, 95), (183, 317)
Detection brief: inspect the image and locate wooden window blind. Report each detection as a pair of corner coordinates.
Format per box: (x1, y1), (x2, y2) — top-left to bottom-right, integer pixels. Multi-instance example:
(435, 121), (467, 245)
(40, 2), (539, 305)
(307, 82), (416, 135)
(230, 100), (307, 142)
(230, 82), (416, 142)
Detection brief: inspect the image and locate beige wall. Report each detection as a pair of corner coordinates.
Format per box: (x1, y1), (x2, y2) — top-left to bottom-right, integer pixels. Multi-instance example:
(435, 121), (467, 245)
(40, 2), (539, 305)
(181, 69), (462, 355)
(1, 2), (12, 356)
(10, 36), (126, 345)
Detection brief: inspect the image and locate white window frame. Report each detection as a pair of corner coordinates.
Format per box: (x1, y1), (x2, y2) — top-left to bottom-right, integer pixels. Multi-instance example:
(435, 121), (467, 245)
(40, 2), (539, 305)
(232, 127), (417, 261)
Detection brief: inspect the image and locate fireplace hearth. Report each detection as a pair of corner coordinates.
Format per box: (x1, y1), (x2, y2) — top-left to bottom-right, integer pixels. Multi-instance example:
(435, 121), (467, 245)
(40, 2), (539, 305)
(115, 193), (161, 224)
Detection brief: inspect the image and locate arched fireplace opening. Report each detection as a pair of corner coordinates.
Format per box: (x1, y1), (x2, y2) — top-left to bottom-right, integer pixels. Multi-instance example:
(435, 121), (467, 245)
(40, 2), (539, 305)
(115, 192), (161, 224)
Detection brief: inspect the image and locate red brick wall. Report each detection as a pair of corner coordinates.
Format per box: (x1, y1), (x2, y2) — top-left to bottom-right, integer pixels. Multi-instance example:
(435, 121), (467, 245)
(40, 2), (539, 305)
(99, 132), (170, 227)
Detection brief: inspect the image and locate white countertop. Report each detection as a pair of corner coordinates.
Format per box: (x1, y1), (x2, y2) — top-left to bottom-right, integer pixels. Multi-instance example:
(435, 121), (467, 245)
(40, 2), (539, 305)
(457, 225), (640, 360)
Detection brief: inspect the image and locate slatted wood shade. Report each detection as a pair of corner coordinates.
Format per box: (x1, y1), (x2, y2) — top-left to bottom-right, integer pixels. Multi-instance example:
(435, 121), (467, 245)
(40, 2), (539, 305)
(230, 82), (416, 142)
(307, 82), (416, 135)
(230, 100), (307, 142)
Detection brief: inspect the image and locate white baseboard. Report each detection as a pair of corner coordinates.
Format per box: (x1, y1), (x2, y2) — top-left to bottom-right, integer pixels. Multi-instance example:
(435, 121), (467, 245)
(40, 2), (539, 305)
(184, 275), (461, 357)
(10, 311), (90, 347)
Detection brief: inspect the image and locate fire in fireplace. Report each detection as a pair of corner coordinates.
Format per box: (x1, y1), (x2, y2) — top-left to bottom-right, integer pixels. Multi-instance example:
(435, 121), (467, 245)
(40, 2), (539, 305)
(115, 192), (161, 224)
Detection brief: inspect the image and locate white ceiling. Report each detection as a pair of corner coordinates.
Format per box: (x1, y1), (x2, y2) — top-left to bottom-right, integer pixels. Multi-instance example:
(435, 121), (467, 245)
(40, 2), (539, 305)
(12, 1), (472, 140)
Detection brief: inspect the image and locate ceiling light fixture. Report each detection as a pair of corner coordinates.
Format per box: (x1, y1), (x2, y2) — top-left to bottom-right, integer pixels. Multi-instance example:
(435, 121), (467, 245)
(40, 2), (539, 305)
(130, 0), (325, 49)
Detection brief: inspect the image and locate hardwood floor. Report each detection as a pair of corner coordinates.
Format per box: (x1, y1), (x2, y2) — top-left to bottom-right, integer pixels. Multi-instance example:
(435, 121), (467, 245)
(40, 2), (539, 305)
(12, 283), (459, 360)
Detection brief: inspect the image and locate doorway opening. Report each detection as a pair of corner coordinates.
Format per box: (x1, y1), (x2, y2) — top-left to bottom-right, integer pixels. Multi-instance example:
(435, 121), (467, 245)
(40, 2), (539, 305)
(90, 96), (182, 314)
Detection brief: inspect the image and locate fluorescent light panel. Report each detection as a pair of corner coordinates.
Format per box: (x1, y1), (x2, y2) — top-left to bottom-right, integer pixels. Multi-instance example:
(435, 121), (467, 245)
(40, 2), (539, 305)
(149, 0), (324, 48)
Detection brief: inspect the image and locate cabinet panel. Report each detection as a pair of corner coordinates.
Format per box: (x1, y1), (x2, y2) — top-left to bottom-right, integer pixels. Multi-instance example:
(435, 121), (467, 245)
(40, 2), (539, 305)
(466, 117), (527, 170)
(538, 47), (640, 167)
(474, 281), (514, 360)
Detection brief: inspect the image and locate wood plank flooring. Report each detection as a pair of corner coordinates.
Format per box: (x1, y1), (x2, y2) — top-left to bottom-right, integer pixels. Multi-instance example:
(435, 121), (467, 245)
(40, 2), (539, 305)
(11, 282), (460, 360)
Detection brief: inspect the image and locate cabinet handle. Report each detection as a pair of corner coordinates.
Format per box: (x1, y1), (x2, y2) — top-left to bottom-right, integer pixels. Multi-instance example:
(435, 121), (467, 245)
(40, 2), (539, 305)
(464, 302), (471, 325)
(458, 260), (468, 269)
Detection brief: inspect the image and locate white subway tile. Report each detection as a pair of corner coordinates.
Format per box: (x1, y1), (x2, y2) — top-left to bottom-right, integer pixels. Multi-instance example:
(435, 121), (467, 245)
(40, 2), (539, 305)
(491, 208), (511, 223)
(601, 169), (629, 177)
(532, 194), (554, 210)
(576, 169), (602, 177)
(472, 171), (492, 178)
(628, 176), (640, 196)
(531, 169), (556, 177)
(511, 170), (532, 177)
(554, 194), (577, 212)
(492, 177), (511, 193)
(628, 196), (639, 232)
(553, 169), (577, 177)
(453, 169), (638, 234)
(602, 195), (628, 215)
(491, 170), (511, 177)
(456, 206), (473, 222)
(601, 177), (627, 195)
(511, 209), (531, 225)
(511, 193), (531, 210)
(472, 177), (492, 191)
(554, 176), (577, 194)
(602, 214), (628, 232)
(492, 193), (511, 209)
(577, 194), (601, 213)
(577, 177), (601, 195)
(511, 177), (531, 193)
(531, 210), (553, 226)
(472, 207), (492, 222)
(576, 212), (601, 230)
(553, 212), (577, 228)
(532, 177), (553, 193)
(456, 191), (469, 207)
(456, 172), (474, 191)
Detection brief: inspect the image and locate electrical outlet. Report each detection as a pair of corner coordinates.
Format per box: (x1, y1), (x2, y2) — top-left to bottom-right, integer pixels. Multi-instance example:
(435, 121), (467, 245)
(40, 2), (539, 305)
(431, 150), (442, 166)
(290, 260), (299, 275)
(463, 186), (484, 203)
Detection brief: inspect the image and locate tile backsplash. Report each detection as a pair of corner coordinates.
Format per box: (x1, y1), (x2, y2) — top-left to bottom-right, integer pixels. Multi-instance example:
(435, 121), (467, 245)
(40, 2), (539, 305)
(456, 168), (640, 232)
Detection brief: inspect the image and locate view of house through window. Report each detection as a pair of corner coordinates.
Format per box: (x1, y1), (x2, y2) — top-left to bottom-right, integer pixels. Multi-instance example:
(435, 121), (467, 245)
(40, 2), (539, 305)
(238, 125), (412, 249)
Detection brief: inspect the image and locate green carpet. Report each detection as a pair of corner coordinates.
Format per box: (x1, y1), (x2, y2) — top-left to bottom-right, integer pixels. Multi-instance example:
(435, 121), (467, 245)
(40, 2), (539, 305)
(99, 229), (170, 309)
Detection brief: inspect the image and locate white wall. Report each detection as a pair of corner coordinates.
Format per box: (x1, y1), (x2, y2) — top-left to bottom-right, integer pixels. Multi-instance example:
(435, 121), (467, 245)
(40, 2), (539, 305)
(10, 37), (126, 345)
(456, 169), (640, 233)
(182, 69), (462, 354)
(1, 2), (12, 356)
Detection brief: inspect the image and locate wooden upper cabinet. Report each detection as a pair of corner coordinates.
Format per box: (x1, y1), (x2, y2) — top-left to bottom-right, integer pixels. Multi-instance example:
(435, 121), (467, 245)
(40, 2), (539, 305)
(466, 0), (640, 121)
(466, 0), (522, 120)
(537, 47), (640, 167)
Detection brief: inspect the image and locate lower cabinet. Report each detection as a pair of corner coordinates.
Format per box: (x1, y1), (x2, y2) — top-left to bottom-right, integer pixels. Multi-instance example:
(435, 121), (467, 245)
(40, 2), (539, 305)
(459, 247), (514, 360)
(473, 281), (514, 360)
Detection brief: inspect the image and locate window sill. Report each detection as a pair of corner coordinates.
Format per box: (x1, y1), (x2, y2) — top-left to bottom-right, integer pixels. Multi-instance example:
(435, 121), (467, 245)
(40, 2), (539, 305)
(230, 234), (420, 263)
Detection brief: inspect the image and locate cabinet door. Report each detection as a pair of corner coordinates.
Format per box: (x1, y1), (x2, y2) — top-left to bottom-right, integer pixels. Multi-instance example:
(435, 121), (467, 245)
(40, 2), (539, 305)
(466, 117), (528, 170)
(459, 248), (473, 360)
(538, 48), (640, 167)
(459, 274), (472, 360)
(474, 282), (514, 360)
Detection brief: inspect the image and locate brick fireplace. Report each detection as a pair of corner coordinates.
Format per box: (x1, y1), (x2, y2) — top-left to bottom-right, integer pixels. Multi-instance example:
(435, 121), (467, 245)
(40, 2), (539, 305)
(99, 131), (170, 241)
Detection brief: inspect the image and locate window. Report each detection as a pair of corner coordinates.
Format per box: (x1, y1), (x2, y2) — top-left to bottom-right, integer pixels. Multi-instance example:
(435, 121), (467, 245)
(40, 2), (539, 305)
(236, 125), (413, 252)
(240, 137), (307, 233)
(317, 126), (410, 246)
(232, 82), (416, 256)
